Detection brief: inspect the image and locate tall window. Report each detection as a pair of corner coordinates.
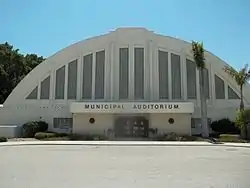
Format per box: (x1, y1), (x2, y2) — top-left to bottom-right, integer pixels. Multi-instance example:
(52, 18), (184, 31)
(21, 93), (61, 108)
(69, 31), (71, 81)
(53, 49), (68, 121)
(134, 48), (144, 99)
(119, 48), (129, 99)
(171, 53), (181, 99)
(55, 66), (65, 100)
(95, 50), (105, 99)
(159, 50), (168, 99)
(67, 60), (77, 99)
(186, 59), (197, 99)
(215, 74), (225, 99)
(40, 76), (50, 99)
(82, 54), (93, 99)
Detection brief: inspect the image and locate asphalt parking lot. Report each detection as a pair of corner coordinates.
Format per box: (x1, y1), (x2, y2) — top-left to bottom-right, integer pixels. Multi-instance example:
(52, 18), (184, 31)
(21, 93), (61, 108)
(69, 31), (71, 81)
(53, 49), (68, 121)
(0, 145), (250, 188)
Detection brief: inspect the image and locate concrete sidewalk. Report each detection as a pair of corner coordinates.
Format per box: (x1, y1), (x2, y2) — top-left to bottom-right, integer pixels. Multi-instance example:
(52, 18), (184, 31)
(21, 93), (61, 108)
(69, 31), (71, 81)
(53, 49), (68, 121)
(1, 140), (250, 148)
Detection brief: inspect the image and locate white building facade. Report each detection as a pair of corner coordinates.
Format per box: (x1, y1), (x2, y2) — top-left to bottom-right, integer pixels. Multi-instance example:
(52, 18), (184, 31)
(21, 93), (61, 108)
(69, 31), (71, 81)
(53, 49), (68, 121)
(0, 28), (250, 137)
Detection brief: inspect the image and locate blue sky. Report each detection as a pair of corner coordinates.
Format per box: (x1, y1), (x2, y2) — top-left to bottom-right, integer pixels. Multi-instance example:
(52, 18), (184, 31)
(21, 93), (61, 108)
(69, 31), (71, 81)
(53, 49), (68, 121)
(1, 0), (250, 69)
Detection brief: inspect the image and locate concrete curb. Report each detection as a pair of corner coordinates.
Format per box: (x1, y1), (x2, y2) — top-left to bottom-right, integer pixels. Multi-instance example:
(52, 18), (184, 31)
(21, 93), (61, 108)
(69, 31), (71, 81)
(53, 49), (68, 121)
(1, 141), (250, 148)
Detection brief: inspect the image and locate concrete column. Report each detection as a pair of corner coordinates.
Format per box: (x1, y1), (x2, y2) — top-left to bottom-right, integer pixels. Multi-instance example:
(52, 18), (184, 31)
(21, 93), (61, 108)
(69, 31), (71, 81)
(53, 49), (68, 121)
(92, 52), (96, 100)
(104, 45), (110, 100)
(49, 70), (54, 100)
(180, 49), (187, 100)
(144, 41), (150, 101)
(225, 83), (229, 99)
(37, 80), (41, 100)
(168, 52), (172, 100)
(129, 44), (134, 100)
(76, 55), (82, 100)
(152, 42), (159, 101)
(64, 64), (68, 100)
(110, 42), (115, 100)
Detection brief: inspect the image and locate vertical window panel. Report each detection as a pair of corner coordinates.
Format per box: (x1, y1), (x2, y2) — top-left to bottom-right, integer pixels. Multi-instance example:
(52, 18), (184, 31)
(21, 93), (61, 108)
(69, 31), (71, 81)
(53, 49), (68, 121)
(186, 59), (197, 99)
(55, 66), (65, 99)
(119, 48), (129, 99)
(40, 76), (50, 99)
(67, 60), (77, 99)
(95, 50), (105, 99)
(134, 48), (144, 99)
(82, 54), (93, 99)
(215, 74), (225, 99)
(171, 53), (181, 99)
(159, 50), (168, 99)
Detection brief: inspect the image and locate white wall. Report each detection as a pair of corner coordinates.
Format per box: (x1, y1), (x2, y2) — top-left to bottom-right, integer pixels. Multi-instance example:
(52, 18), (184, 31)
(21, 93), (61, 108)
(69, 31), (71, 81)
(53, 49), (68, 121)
(0, 27), (250, 132)
(73, 113), (114, 135)
(150, 113), (192, 135)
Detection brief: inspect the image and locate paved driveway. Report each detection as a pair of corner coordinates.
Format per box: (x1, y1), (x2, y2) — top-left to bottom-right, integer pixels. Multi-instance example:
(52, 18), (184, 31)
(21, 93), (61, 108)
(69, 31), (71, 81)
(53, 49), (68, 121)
(0, 145), (250, 188)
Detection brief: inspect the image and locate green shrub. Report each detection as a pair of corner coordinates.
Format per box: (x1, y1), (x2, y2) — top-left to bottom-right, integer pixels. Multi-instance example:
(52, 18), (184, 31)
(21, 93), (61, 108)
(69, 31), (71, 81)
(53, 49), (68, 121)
(0, 137), (7, 142)
(22, 121), (48, 138)
(210, 118), (239, 134)
(55, 132), (69, 137)
(36, 121), (48, 132)
(235, 109), (250, 139)
(34, 132), (56, 139)
(235, 109), (250, 129)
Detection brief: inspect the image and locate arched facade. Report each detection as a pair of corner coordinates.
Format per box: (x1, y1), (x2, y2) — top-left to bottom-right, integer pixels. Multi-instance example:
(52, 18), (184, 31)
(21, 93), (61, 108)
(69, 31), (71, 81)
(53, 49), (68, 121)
(1, 28), (250, 136)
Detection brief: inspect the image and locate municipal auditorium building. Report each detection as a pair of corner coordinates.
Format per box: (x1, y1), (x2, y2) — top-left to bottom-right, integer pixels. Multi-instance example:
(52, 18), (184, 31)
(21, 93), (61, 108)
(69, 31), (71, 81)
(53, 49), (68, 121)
(1, 28), (250, 137)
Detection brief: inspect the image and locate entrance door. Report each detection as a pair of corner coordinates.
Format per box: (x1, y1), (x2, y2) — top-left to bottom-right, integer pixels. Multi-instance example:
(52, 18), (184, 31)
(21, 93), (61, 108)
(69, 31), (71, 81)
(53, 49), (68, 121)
(114, 116), (149, 137)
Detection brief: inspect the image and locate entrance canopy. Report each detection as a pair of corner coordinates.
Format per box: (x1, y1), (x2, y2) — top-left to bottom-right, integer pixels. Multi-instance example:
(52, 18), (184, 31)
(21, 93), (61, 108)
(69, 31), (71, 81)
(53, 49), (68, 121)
(70, 102), (194, 114)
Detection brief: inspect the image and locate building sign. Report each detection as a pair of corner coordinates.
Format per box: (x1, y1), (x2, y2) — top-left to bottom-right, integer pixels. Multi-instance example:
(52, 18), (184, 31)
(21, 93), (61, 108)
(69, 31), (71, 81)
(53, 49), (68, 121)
(70, 102), (194, 114)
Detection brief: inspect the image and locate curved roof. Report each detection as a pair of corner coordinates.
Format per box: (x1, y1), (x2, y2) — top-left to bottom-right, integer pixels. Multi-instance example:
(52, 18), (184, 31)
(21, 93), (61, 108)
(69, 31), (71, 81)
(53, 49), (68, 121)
(4, 27), (250, 105)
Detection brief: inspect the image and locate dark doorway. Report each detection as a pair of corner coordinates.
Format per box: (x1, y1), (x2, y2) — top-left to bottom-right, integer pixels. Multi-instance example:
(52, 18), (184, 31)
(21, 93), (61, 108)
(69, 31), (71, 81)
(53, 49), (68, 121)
(114, 116), (149, 138)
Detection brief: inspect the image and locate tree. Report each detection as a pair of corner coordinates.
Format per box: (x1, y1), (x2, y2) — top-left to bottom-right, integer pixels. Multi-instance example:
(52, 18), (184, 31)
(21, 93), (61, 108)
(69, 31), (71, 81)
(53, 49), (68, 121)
(224, 64), (250, 138)
(224, 64), (250, 110)
(191, 41), (209, 137)
(0, 42), (45, 104)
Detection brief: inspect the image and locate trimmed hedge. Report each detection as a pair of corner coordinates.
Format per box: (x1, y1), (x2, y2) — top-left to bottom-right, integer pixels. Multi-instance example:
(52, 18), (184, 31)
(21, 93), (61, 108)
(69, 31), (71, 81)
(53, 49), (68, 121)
(210, 118), (240, 134)
(34, 132), (69, 140)
(22, 121), (48, 138)
(0, 137), (7, 142)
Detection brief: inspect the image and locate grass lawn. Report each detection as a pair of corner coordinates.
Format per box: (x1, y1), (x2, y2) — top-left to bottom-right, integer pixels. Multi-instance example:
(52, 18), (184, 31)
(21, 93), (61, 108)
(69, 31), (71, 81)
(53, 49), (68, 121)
(216, 134), (249, 143)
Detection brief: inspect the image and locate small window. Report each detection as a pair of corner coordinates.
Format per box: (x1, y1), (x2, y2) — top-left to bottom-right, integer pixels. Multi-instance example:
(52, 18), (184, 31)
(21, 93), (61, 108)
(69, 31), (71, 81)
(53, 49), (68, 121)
(53, 118), (72, 129)
(89, 118), (95, 124)
(168, 118), (174, 124)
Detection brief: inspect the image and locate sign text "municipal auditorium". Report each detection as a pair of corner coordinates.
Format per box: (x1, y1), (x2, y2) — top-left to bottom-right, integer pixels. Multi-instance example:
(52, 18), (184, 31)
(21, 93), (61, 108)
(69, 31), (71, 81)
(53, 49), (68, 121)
(84, 104), (180, 110)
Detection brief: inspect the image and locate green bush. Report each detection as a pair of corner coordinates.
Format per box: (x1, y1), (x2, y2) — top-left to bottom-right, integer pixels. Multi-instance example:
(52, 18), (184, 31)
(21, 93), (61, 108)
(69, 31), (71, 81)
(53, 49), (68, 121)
(235, 109), (250, 129)
(0, 137), (7, 142)
(34, 132), (69, 140)
(36, 121), (48, 132)
(55, 132), (69, 137)
(34, 132), (56, 139)
(22, 121), (48, 138)
(210, 118), (239, 134)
